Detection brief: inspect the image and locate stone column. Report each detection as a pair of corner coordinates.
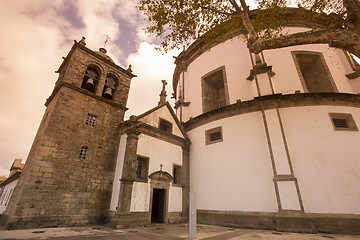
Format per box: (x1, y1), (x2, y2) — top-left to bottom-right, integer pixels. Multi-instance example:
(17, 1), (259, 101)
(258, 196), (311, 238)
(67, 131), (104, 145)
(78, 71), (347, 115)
(117, 129), (141, 213)
(181, 142), (190, 220)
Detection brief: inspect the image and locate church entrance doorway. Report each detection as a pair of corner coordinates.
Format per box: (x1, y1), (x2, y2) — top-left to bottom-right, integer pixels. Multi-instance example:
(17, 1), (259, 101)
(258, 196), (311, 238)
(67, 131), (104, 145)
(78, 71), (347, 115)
(151, 188), (165, 223)
(148, 170), (173, 224)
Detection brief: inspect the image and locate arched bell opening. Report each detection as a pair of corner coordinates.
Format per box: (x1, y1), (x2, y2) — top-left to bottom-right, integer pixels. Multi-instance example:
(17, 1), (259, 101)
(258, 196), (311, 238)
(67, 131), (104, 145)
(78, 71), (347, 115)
(81, 67), (100, 93)
(102, 74), (118, 100)
(148, 171), (172, 224)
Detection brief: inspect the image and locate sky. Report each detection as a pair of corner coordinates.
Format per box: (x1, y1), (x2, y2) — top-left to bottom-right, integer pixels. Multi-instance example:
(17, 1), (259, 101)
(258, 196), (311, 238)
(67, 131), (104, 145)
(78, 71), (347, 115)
(0, 0), (264, 177)
(0, 0), (184, 176)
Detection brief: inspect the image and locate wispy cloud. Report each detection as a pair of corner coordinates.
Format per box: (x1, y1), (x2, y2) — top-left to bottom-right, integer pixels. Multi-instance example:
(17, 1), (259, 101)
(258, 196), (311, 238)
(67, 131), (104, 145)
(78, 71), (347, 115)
(0, 0), (177, 176)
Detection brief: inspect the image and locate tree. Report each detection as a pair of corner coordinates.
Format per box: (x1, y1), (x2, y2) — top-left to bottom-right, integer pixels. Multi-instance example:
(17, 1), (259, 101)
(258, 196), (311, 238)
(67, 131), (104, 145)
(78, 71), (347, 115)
(138, 0), (360, 59)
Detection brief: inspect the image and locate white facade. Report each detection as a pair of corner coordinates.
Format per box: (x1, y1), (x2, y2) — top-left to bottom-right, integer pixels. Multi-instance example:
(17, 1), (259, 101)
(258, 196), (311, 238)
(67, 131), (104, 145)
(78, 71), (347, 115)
(172, 23), (360, 232)
(175, 28), (359, 122)
(109, 21), (360, 232)
(110, 103), (189, 225)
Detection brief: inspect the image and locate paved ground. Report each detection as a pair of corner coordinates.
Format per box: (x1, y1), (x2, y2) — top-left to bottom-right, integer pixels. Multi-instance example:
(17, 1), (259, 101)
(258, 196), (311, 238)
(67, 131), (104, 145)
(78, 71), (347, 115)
(0, 224), (359, 240)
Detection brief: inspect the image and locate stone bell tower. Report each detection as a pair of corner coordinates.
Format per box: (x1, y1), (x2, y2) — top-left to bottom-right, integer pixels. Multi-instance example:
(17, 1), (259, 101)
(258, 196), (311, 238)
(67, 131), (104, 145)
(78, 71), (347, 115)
(1, 37), (136, 229)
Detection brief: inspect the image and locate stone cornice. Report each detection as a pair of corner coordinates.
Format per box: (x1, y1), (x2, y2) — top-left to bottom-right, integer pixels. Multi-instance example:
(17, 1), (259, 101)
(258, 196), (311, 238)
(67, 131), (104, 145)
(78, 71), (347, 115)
(57, 41), (136, 79)
(120, 120), (190, 147)
(184, 93), (360, 132)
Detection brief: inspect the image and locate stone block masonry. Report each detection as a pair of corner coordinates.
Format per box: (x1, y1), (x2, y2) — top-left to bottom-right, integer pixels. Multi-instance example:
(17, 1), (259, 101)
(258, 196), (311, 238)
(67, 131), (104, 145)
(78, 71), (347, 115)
(1, 41), (134, 229)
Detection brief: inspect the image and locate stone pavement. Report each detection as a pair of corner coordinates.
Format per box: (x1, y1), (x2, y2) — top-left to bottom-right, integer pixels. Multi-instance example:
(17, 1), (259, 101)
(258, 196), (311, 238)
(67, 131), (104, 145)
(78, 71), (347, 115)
(0, 224), (359, 240)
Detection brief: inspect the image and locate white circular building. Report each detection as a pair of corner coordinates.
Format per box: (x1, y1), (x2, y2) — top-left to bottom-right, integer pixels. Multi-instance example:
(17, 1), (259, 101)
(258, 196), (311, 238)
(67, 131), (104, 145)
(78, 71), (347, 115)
(172, 15), (360, 233)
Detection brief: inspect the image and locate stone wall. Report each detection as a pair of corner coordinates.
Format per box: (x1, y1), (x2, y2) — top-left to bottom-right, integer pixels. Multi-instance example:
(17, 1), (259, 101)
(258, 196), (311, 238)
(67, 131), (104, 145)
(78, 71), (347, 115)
(1, 42), (133, 229)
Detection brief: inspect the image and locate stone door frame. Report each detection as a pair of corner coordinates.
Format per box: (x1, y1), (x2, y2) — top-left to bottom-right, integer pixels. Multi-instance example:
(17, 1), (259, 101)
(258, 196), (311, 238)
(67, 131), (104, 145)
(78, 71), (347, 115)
(148, 171), (173, 223)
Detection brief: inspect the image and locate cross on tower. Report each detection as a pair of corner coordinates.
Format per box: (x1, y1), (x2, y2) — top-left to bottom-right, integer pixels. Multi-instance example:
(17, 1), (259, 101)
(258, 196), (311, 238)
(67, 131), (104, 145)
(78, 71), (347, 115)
(104, 34), (111, 48)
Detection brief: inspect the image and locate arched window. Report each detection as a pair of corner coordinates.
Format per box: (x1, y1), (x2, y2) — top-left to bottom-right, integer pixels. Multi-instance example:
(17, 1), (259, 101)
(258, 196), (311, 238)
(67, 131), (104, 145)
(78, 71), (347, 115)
(79, 146), (88, 159)
(81, 67), (99, 93)
(102, 75), (117, 100)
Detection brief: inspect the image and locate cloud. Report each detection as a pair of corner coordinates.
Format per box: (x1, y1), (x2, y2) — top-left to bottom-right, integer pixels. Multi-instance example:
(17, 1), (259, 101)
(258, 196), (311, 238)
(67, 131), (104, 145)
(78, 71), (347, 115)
(0, 0), (180, 176)
(0, 0), (69, 176)
(126, 42), (180, 118)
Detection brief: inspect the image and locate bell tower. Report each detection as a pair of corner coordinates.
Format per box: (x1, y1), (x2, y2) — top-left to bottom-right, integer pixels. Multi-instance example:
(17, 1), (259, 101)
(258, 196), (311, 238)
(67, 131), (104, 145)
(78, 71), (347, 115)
(2, 37), (135, 229)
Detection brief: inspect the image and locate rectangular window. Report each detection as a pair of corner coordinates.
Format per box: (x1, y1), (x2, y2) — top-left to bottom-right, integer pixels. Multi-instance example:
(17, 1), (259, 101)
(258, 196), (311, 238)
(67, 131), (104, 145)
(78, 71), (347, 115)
(173, 164), (182, 186)
(135, 156), (149, 182)
(85, 114), (97, 127)
(159, 118), (173, 133)
(205, 126), (223, 145)
(201, 66), (229, 113)
(329, 113), (358, 131)
(292, 52), (337, 93)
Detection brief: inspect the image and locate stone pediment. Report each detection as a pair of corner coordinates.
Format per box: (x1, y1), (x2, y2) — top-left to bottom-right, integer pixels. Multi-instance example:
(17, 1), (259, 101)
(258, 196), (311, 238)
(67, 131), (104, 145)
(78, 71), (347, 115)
(148, 171), (173, 183)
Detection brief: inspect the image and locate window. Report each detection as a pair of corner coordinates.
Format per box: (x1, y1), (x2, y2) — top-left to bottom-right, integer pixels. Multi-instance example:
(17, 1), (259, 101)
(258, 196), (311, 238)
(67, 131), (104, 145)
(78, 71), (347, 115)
(102, 75), (117, 100)
(329, 113), (358, 131)
(205, 126), (223, 145)
(159, 118), (173, 133)
(79, 146), (88, 159)
(85, 114), (97, 127)
(135, 156), (149, 182)
(173, 164), (182, 186)
(344, 51), (360, 71)
(81, 67), (99, 93)
(201, 66), (229, 113)
(292, 52), (337, 93)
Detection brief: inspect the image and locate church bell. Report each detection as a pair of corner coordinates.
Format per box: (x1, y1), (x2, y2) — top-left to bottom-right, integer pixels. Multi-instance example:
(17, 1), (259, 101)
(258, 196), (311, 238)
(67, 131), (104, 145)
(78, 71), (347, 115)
(103, 86), (113, 97)
(85, 78), (95, 87)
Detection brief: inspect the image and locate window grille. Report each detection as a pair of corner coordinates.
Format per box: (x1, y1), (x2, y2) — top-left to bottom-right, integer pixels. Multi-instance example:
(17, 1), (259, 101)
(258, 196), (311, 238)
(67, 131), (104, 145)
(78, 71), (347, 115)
(79, 146), (88, 159)
(205, 126), (223, 145)
(85, 114), (97, 127)
(332, 118), (348, 128)
(329, 113), (358, 131)
(159, 119), (173, 133)
(209, 131), (222, 142)
(135, 156), (149, 181)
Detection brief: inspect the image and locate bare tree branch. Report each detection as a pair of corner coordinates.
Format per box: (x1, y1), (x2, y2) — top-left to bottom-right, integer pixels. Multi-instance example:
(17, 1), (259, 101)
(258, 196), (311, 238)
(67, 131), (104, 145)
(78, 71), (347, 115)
(229, 0), (258, 39)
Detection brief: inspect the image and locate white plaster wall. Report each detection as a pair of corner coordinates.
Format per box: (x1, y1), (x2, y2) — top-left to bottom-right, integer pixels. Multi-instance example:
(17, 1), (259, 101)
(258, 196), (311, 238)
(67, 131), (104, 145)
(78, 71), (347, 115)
(130, 182), (150, 211)
(182, 35), (253, 122)
(264, 109), (291, 175)
(188, 112), (278, 212)
(110, 134), (127, 211)
(280, 106), (360, 214)
(169, 186), (182, 212)
(0, 179), (18, 214)
(130, 134), (183, 213)
(138, 106), (183, 138)
(264, 43), (355, 94)
(278, 181), (301, 210)
(137, 134), (183, 174)
(179, 26), (357, 121)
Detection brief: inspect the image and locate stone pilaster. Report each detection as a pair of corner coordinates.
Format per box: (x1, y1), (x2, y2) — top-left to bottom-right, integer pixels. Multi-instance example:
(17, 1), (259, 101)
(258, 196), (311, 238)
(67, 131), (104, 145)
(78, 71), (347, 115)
(181, 142), (190, 221)
(116, 129), (141, 213)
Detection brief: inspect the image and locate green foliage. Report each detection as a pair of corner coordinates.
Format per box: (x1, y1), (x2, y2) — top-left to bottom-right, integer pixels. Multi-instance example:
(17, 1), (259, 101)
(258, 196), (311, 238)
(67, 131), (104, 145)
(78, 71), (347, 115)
(255, 0), (345, 31)
(138, 0), (350, 52)
(138, 0), (236, 52)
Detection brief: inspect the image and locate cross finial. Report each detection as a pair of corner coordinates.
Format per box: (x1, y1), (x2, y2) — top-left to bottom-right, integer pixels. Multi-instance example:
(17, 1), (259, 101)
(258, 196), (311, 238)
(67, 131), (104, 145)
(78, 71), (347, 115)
(104, 34), (111, 48)
(160, 164), (163, 171)
(158, 80), (167, 105)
